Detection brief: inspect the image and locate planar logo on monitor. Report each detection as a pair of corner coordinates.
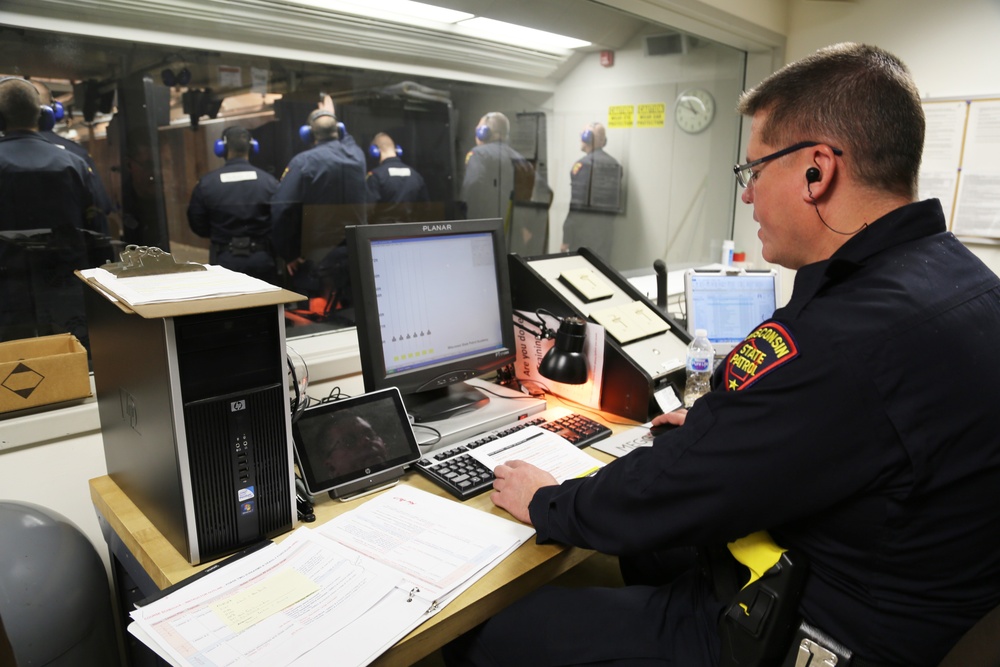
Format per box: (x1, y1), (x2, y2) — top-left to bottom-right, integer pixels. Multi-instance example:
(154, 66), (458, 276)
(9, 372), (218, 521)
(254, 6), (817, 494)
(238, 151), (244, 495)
(422, 223), (452, 232)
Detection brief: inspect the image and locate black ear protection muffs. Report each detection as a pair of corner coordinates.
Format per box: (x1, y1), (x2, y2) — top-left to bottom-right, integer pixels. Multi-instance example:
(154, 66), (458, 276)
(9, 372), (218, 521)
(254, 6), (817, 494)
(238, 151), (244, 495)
(806, 167), (821, 184)
(161, 67), (191, 88)
(0, 77), (56, 132)
(299, 110), (346, 144)
(214, 127), (260, 158)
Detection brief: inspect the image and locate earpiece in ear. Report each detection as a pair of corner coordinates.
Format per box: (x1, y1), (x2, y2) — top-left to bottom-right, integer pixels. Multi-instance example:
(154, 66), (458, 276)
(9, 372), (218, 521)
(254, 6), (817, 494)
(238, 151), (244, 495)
(806, 167), (821, 184)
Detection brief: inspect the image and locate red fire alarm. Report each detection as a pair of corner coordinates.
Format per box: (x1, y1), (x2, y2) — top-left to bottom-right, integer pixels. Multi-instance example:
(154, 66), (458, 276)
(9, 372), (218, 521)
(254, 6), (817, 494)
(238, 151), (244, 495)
(600, 50), (615, 68)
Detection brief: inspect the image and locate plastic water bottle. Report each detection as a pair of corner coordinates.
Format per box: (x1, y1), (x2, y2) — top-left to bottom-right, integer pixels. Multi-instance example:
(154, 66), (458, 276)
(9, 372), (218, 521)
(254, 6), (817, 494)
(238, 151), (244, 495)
(683, 329), (715, 408)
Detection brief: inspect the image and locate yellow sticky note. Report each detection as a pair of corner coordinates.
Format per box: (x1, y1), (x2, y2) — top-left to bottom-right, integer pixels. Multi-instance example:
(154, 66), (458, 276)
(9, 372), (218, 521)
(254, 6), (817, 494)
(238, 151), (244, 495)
(211, 568), (319, 634)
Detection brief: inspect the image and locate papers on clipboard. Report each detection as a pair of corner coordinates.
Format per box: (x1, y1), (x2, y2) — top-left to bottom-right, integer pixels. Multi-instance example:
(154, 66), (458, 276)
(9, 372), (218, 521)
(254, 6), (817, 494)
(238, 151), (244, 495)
(128, 485), (534, 667)
(466, 425), (604, 481)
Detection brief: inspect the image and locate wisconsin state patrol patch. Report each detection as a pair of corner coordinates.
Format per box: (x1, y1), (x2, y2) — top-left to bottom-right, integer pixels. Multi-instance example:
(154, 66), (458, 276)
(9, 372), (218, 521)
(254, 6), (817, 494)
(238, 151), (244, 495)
(724, 321), (799, 391)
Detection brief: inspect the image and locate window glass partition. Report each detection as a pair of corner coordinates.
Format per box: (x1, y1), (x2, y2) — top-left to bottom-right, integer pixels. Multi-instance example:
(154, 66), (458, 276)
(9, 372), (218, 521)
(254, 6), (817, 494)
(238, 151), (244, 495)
(0, 2), (746, 352)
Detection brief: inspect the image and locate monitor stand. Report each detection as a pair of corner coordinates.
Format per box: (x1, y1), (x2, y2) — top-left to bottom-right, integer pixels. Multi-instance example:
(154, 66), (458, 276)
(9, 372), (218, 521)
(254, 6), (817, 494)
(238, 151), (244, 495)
(406, 383), (490, 423)
(407, 379), (546, 451)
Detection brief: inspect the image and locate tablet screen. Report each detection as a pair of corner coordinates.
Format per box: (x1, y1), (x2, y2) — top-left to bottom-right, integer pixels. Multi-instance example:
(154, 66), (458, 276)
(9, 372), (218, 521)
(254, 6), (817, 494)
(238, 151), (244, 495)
(292, 388), (421, 497)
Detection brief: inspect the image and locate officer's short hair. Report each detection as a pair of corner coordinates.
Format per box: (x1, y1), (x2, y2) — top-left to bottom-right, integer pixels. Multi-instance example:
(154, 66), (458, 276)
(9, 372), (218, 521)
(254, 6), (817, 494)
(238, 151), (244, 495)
(222, 126), (252, 154)
(309, 109), (339, 142)
(0, 77), (42, 130)
(480, 112), (510, 142)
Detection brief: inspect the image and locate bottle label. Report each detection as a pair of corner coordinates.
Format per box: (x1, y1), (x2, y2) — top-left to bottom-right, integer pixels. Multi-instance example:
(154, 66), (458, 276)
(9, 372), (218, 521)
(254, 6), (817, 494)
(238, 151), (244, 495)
(688, 355), (712, 373)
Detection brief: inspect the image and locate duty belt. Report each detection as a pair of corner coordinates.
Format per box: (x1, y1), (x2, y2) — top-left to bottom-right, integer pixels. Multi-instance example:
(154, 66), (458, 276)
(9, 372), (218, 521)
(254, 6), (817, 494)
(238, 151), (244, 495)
(716, 532), (903, 667)
(216, 236), (268, 257)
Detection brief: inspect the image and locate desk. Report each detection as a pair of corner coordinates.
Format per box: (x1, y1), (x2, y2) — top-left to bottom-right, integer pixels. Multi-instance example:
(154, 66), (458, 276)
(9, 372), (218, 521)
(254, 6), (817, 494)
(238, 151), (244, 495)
(90, 406), (624, 666)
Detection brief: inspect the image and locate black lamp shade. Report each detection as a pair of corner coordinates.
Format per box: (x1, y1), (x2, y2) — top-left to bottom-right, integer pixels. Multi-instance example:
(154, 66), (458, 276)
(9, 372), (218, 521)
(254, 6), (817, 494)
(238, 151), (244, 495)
(538, 317), (588, 384)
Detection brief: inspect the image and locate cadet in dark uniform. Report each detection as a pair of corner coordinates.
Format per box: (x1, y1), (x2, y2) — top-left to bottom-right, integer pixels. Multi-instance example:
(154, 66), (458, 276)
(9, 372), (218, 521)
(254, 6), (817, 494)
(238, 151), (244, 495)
(459, 112), (534, 222)
(30, 79), (114, 218)
(187, 126), (279, 283)
(271, 108), (366, 307)
(0, 76), (107, 347)
(447, 44), (1000, 667)
(365, 132), (429, 223)
(560, 122), (623, 261)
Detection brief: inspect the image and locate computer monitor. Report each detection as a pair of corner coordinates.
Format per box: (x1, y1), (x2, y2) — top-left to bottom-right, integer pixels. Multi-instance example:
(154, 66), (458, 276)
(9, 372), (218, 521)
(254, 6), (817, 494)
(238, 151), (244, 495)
(346, 218), (518, 423)
(684, 268), (780, 357)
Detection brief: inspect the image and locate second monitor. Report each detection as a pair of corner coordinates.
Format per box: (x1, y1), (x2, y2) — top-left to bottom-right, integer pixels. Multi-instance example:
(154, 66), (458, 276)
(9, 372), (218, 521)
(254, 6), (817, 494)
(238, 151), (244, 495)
(346, 218), (518, 423)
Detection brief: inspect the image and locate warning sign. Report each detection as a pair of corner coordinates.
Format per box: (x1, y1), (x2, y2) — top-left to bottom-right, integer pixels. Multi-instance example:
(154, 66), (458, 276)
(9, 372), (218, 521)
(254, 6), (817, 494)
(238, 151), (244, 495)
(607, 105), (634, 129)
(638, 103), (666, 128)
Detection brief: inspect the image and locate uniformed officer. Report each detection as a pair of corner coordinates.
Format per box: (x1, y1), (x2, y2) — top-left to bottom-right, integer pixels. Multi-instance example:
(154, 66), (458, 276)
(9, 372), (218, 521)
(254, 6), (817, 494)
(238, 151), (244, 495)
(365, 132), (429, 223)
(447, 43), (1000, 667)
(271, 107), (366, 307)
(0, 76), (107, 347)
(187, 125), (279, 283)
(459, 112), (534, 222)
(30, 79), (114, 218)
(560, 121), (623, 261)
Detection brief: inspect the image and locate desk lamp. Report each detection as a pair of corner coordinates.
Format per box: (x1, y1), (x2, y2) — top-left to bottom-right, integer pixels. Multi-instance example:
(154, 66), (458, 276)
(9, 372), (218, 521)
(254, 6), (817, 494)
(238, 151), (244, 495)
(514, 310), (589, 384)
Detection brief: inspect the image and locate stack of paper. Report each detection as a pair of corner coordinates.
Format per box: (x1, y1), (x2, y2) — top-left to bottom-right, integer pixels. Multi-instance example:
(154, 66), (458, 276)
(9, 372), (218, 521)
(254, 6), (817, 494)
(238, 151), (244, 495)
(80, 264), (279, 307)
(129, 485), (534, 667)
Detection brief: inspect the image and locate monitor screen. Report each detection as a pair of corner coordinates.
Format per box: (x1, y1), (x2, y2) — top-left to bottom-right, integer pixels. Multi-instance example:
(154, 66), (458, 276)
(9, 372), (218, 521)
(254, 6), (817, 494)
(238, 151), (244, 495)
(684, 269), (780, 356)
(346, 218), (517, 422)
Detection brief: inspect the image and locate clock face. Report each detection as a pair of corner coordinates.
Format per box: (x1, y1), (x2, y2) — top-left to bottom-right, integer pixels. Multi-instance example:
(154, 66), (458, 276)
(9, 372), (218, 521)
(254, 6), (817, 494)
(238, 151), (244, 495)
(675, 88), (716, 134)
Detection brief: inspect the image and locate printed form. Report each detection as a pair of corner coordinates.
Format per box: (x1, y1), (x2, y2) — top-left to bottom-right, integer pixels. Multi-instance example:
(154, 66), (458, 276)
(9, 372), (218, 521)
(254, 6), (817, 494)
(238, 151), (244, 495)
(129, 485), (534, 667)
(466, 425), (605, 482)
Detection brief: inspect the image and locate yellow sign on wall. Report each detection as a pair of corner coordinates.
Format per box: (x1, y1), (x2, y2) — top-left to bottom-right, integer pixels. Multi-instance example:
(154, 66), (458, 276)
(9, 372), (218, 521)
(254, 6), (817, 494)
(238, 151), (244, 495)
(638, 103), (666, 128)
(607, 105), (634, 128)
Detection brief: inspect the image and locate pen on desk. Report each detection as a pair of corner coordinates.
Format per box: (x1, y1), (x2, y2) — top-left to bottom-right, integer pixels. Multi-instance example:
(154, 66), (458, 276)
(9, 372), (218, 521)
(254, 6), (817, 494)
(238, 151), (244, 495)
(574, 466), (602, 479)
(487, 431), (544, 457)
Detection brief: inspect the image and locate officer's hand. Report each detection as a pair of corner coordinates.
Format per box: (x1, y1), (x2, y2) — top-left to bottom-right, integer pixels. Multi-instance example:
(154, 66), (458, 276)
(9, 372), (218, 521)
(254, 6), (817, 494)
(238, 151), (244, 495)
(652, 409), (687, 428)
(286, 257), (305, 276)
(491, 460), (557, 525)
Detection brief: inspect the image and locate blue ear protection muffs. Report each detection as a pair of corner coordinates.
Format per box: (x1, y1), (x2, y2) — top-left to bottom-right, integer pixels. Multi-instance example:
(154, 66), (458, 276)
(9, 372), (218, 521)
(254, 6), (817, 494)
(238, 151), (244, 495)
(161, 68), (191, 88)
(299, 110), (346, 144)
(475, 123), (492, 142)
(581, 128), (594, 144)
(0, 77), (56, 132)
(368, 143), (402, 159)
(213, 128), (260, 158)
(50, 100), (65, 122)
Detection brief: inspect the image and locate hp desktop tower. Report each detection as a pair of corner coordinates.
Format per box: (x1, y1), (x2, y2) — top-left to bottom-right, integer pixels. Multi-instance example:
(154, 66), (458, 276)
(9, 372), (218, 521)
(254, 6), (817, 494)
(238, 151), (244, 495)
(85, 289), (296, 564)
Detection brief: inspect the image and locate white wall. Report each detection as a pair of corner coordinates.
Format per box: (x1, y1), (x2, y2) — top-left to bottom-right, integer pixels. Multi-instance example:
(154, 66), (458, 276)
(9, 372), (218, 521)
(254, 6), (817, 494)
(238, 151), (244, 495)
(778, 0), (1000, 275)
(549, 29), (746, 271)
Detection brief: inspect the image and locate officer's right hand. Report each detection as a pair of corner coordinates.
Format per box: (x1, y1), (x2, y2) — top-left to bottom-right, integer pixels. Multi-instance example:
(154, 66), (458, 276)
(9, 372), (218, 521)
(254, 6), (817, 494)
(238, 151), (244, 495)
(652, 409), (687, 428)
(286, 257), (305, 276)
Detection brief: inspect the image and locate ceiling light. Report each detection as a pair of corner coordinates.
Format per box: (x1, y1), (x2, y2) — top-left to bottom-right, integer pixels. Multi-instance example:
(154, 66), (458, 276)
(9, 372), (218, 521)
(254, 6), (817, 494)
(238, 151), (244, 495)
(288, 0), (473, 24)
(455, 17), (591, 52)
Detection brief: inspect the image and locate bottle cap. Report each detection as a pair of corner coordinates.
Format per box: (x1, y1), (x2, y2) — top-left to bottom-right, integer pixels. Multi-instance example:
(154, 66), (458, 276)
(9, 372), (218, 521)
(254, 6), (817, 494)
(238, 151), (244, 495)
(694, 328), (708, 338)
(733, 252), (746, 262)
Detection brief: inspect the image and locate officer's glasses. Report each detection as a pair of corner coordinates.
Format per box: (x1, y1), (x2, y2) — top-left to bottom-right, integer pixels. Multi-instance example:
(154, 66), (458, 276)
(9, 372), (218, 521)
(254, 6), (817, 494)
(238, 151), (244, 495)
(734, 141), (843, 188)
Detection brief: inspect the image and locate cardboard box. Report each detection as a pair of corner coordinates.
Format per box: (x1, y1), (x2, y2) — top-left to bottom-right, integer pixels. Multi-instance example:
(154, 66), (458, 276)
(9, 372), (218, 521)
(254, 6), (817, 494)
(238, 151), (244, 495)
(0, 334), (91, 414)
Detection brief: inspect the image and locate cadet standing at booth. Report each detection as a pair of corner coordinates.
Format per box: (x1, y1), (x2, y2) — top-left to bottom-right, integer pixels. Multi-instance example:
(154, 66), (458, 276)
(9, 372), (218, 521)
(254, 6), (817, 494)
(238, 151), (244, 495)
(271, 107), (367, 308)
(187, 126), (279, 283)
(560, 121), (623, 262)
(365, 132), (429, 223)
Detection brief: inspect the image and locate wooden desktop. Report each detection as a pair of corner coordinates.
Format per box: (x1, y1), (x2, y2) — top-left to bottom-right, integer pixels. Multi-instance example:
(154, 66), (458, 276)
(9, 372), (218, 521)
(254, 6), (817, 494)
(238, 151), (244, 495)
(90, 401), (625, 666)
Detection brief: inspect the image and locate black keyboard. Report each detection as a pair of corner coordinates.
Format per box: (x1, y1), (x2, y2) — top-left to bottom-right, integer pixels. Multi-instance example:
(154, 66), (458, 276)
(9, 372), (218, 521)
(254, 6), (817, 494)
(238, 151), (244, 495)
(413, 408), (612, 500)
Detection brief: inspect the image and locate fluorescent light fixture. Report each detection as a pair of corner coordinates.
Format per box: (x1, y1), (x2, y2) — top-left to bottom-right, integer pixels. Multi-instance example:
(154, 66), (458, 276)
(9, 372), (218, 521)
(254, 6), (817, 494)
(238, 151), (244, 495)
(289, 0), (474, 24)
(455, 17), (591, 52)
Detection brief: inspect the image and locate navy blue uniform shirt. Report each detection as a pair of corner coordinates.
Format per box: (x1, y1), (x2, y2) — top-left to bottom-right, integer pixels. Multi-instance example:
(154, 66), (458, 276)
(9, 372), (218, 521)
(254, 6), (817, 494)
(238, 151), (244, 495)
(529, 199), (1000, 666)
(365, 156), (429, 223)
(271, 136), (366, 263)
(187, 157), (279, 246)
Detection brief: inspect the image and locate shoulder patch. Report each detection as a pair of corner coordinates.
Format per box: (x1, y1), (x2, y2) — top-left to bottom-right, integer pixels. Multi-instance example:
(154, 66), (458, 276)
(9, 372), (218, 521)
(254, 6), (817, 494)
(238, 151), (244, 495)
(465, 150), (474, 165)
(723, 321), (799, 392)
(571, 161), (583, 176)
